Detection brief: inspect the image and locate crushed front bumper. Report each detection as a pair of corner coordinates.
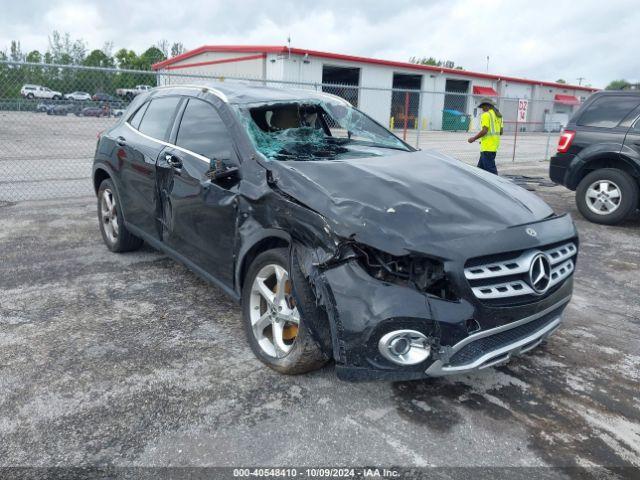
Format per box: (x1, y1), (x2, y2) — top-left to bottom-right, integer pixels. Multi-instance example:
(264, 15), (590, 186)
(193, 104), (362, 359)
(315, 258), (572, 382)
(425, 298), (567, 376)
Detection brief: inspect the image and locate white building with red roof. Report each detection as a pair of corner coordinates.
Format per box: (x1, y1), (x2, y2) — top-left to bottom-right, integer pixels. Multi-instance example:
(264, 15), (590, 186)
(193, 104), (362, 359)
(153, 45), (597, 131)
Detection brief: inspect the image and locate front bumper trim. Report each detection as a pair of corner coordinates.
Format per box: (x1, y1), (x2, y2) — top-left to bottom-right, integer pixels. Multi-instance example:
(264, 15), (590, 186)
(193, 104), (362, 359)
(425, 296), (570, 376)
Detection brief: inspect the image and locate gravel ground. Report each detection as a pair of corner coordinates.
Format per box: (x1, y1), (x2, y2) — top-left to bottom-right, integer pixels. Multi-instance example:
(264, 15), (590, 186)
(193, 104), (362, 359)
(0, 163), (639, 478)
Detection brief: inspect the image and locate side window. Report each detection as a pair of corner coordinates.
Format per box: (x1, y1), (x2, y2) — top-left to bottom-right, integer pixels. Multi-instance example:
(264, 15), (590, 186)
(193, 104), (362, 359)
(632, 117), (640, 133)
(577, 96), (640, 128)
(128, 102), (149, 130)
(176, 98), (234, 160)
(138, 97), (181, 141)
(620, 105), (640, 130)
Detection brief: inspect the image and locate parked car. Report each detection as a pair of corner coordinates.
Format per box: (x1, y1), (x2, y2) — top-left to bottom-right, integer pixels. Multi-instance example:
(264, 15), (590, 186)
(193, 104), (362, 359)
(36, 102), (54, 113)
(21, 84), (62, 100)
(47, 104), (78, 116)
(93, 84), (578, 381)
(78, 105), (110, 117)
(116, 85), (152, 100)
(65, 91), (92, 101)
(550, 91), (640, 224)
(92, 92), (118, 102)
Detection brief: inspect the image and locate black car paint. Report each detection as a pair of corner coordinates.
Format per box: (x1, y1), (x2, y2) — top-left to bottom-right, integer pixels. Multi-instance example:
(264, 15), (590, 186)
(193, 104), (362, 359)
(550, 91), (640, 190)
(94, 85), (577, 381)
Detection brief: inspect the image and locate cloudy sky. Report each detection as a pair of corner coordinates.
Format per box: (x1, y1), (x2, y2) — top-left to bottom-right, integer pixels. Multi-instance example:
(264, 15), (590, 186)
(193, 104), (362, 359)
(2, 0), (639, 88)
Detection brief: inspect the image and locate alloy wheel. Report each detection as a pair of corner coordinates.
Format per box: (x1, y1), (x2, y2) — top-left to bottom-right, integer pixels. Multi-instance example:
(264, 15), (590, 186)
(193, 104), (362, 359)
(249, 263), (300, 358)
(100, 188), (119, 243)
(585, 180), (622, 215)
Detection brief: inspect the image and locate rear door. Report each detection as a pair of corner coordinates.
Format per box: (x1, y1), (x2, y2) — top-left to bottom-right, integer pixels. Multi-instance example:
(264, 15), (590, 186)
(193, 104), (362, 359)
(118, 96), (182, 239)
(156, 97), (240, 286)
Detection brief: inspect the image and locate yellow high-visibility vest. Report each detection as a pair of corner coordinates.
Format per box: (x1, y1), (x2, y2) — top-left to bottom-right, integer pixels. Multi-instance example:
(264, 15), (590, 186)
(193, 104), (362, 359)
(480, 109), (501, 152)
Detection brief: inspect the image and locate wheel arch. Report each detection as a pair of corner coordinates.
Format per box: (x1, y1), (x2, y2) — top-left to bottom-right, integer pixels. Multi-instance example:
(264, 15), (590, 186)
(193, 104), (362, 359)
(93, 166), (111, 194)
(236, 230), (292, 294)
(571, 155), (640, 189)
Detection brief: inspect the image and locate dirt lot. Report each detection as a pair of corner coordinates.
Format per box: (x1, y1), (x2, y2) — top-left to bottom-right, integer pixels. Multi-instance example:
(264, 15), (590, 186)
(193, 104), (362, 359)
(0, 159), (639, 476)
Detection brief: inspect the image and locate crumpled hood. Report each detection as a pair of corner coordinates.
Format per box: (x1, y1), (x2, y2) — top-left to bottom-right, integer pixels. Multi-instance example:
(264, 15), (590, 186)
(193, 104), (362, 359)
(269, 150), (554, 256)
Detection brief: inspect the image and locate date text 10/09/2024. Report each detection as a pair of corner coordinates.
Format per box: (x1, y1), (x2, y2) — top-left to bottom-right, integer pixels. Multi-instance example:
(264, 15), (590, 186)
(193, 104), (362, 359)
(232, 468), (400, 478)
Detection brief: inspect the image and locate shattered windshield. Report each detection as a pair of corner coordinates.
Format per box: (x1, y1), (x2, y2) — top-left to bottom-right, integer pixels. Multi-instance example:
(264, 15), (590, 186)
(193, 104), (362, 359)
(234, 98), (411, 161)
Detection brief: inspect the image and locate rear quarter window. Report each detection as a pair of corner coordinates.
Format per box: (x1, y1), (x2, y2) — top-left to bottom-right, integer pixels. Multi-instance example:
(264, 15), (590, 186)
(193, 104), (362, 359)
(577, 96), (640, 128)
(137, 97), (181, 141)
(128, 102), (149, 130)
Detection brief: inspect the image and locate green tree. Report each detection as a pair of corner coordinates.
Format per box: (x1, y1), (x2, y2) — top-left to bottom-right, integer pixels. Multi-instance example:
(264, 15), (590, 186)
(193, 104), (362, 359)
(83, 49), (115, 68)
(81, 49), (116, 93)
(137, 46), (166, 69)
(46, 31), (87, 93)
(10, 40), (24, 62)
(410, 56), (438, 66)
(156, 39), (170, 58)
(605, 79), (631, 90)
(48, 31), (86, 65)
(115, 48), (138, 69)
(409, 56), (463, 70)
(25, 50), (42, 63)
(556, 78), (566, 84)
(171, 42), (185, 57)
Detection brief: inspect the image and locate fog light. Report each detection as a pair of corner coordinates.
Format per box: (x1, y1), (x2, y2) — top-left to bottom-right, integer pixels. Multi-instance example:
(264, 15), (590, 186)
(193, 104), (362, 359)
(378, 330), (431, 366)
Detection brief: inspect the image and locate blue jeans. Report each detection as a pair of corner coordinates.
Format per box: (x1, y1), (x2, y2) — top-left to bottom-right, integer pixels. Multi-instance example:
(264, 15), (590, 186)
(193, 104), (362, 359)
(477, 151), (498, 175)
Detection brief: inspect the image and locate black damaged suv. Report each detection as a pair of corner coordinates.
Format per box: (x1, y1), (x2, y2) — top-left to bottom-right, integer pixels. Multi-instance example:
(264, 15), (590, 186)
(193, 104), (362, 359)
(550, 91), (640, 224)
(93, 83), (578, 381)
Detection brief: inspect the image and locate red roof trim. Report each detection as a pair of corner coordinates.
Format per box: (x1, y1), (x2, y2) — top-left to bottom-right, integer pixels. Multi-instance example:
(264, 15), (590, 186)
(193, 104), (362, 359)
(163, 53), (266, 71)
(152, 45), (598, 92)
(554, 94), (581, 105)
(472, 86), (498, 96)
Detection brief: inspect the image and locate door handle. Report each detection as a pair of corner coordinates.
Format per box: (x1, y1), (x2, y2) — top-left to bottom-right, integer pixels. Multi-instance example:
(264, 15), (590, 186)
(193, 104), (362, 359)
(165, 153), (183, 169)
(116, 136), (127, 146)
(633, 141), (640, 146)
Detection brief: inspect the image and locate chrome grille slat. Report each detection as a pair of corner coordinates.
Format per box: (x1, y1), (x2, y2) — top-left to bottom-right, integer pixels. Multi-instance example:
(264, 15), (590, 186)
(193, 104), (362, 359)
(465, 242), (577, 300)
(544, 243), (577, 266)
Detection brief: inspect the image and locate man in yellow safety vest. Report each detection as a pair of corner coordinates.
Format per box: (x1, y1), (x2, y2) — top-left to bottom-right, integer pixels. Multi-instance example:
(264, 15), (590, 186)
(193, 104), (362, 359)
(467, 97), (503, 175)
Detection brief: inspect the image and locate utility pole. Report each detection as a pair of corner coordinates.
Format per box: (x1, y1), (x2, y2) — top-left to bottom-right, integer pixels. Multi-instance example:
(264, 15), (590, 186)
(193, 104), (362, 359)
(486, 56), (490, 73)
(577, 76), (586, 86)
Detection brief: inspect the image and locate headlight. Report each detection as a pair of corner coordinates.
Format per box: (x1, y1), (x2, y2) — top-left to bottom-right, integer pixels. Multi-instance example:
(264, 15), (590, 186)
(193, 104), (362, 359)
(352, 244), (457, 301)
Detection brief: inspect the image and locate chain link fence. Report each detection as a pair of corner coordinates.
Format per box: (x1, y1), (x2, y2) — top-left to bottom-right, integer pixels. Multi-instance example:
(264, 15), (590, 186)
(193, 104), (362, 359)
(0, 61), (566, 202)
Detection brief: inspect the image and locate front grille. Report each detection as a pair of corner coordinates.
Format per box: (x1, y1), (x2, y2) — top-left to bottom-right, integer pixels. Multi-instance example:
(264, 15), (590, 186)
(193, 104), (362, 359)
(448, 309), (559, 366)
(464, 241), (577, 303)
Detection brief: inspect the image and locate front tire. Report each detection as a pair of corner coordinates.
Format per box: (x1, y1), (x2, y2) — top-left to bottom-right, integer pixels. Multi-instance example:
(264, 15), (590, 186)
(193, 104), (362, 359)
(576, 168), (639, 225)
(242, 248), (329, 375)
(97, 179), (143, 252)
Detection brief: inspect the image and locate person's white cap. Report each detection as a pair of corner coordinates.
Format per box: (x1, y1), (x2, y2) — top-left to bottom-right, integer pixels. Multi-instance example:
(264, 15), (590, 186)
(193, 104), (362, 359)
(477, 97), (496, 108)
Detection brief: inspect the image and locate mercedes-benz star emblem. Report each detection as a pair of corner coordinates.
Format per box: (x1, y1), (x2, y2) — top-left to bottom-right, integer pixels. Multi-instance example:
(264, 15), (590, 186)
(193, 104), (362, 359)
(528, 253), (552, 294)
(526, 227), (537, 237)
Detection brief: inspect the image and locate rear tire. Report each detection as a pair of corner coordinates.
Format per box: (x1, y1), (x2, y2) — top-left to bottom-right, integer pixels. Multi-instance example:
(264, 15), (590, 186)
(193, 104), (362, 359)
(242, 248), (329, 375)
(97, 179), (143, 252)
(576, 168), (639, 225)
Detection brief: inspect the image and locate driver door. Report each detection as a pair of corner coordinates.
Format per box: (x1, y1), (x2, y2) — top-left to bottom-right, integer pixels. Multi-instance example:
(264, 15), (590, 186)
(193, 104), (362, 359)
(156, 98), (240, 288)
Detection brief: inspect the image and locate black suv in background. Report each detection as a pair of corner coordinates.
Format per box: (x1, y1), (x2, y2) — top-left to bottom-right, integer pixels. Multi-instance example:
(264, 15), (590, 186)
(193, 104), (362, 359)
(550, 91), (640, 224)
